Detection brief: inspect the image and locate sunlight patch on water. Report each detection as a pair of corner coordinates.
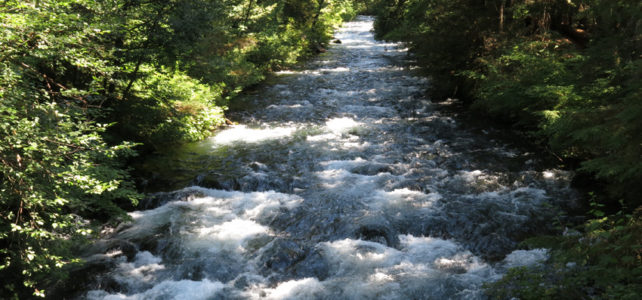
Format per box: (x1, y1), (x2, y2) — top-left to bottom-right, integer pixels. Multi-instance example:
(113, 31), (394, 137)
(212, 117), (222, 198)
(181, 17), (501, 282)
(305, 133), (336, 142)
(213, 125), (296, 144)
(370, 188), (439, 210)
(304, 118), (373, 151)
(342, 104), (395, 118)
(343, 45), (376, 49)
(318, 67), (350, 73)
(267, 101), (312, 111)
(117, 188), (303, 258)
(88, 279), (225, 300)
(325, 117), (362, 133)
(329, 138), (371, 151)
(317, 169), (359, 189)
(247, 278), (324, 300)
(195, 219), (269, 253)
(311, 236), (495, 298)
(324, 239), (402, 271)
(315, 167), (396, 194)
(109, 252), (165, 288)
(320, 157), (368, 171)
(275, 70), (299, 75)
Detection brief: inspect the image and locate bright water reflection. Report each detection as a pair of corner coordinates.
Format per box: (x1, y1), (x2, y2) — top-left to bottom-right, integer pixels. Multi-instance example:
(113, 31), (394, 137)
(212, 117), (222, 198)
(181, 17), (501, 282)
(79, 16), (578, 299)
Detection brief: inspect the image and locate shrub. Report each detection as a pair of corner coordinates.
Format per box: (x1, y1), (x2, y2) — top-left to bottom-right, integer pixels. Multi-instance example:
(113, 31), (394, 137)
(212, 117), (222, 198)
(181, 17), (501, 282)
(486, 209), (642, 299)
(0, 61), (140, 298)
(113, 66), (227, 148)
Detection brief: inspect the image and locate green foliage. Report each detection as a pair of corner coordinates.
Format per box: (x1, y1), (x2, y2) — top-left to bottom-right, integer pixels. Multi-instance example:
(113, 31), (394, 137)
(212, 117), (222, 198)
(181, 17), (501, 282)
(100, 0), (356, 147)
(0, 54), (140, 298)
(372, 0), (642, 207)
(372, 1), (641, 297)
(0, 0), (355, 151)
(468, 38), (584, 128)
(352, 0), (379, 14)
(1, 0), (358, 150)
(373, 0), (499, 98)
(0, 0), (356, 297)
(486, 209), (642, 299)
(116, 66), (227, 147)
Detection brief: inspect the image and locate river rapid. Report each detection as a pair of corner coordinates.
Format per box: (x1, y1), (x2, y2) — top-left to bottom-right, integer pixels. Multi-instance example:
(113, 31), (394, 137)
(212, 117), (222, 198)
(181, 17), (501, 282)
(78, 16), (579, 299)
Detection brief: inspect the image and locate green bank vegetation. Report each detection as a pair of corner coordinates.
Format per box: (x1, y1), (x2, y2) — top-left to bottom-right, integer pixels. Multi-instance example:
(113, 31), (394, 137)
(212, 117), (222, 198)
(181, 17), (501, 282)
(0, 0), (357, 297)
(372, 0), (641, 298)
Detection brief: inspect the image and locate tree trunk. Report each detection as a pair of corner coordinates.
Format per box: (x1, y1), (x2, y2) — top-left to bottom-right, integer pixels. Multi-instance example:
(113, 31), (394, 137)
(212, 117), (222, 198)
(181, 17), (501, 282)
(243, 0), (254, 29)
(499, 0), (506, 33)
(312, 0), (327, 27)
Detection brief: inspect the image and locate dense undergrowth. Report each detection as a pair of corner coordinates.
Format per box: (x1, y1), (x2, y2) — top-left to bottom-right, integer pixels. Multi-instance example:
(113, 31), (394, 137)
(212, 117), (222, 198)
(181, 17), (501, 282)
(0, 0), (358, 297)
(372, 0), (641, 298)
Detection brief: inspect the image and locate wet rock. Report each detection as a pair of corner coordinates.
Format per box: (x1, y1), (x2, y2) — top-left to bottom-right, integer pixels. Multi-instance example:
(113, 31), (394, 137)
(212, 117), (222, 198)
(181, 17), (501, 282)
(332, 39), (342, 44)
(290, 177), (309, 191)
(473, 233), (516, 262)
(244, 235), (274, 252)
(232, 275), (263, 290)
(392, 181), (429, 193)
(292, 248), (330, 280)
(177, 255), (242, 283)
(249, 161), (268, 172)
(233, 275), (250, 289)
(239, 173), (290, 193)
(193, 172), (241, 191)
(434, 257), (469, 274)
(351, 163), (393, 176)
(260, 239), (307, 274)
(86, 239), (138, 261)
(134, 223), (170, 252)
(355, 217), (399, 248)
(106, 240), (138, 261)
(193, 173), (223, 189)
(48, 254), (121, 298)
(140, 189), (206, 209)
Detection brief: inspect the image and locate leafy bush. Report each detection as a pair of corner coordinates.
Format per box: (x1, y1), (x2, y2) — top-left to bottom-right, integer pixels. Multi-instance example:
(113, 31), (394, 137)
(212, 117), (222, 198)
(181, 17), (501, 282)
(486, 209), (642, 299)
(374, 0), (496, 99)
(114, 66), (227, 147)
(0, 62), (140, 298)
(467, 38), (584, 128)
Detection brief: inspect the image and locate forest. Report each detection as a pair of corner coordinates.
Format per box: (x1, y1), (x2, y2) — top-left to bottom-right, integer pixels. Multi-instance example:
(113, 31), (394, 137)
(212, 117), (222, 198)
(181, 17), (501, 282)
(0, 0), (640, 298)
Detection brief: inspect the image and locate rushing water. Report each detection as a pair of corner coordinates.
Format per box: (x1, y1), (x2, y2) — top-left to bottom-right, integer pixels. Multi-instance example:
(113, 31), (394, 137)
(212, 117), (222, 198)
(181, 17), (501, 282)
(78, 17), (579, 299)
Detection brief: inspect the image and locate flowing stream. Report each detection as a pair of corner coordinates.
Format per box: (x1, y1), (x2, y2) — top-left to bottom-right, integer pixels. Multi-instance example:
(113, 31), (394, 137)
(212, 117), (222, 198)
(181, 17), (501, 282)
(79, 17), (579, 299)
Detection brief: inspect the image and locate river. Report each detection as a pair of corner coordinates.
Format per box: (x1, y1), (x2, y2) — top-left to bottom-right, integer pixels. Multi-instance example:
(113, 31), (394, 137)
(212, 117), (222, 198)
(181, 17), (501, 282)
(78, 16), (578, 299)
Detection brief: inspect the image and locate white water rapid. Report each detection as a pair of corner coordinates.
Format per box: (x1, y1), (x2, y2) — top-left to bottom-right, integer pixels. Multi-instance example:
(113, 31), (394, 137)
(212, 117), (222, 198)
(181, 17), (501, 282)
(78, 17), (578, 299)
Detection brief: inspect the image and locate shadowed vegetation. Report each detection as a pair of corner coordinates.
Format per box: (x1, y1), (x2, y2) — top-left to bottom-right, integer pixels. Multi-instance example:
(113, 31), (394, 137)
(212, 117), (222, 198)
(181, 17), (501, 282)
(371, 0), (641, 298)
